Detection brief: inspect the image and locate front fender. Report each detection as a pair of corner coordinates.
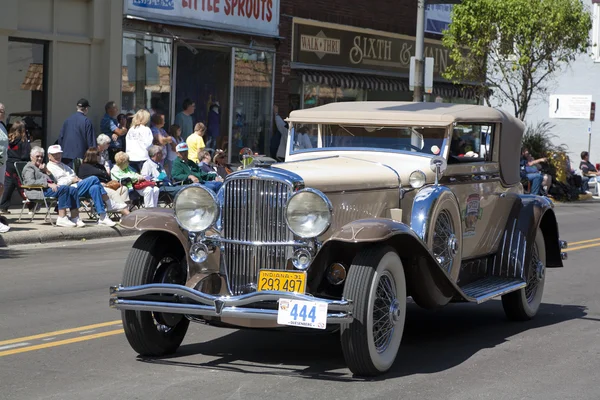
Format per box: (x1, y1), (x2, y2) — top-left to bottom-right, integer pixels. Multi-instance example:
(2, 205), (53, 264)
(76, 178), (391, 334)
(518, 195), (563, 268)
(323, 219), (462, 308)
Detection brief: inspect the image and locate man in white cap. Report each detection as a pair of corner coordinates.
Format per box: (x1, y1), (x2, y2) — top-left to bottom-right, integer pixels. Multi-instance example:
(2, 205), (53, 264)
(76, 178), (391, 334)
(171, 142), (222, 193)
(46, 144), (121, 227)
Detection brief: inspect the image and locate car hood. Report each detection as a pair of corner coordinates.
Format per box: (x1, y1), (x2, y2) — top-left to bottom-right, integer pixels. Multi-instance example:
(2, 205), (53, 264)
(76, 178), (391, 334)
(272, 155), (403, 192)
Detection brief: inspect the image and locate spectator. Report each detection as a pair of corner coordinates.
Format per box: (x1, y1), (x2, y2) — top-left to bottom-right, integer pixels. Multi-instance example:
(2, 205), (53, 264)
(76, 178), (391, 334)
(111, 151), (159, 208)
(125, 109), (153, 172)
(96, 134), (113, 174)
(213, 150), (233, 180)
(520, 147), (545, 196)
(100, 101), (128, 163)
(58, 98), (96, 166)
(22, 147), (81, 228)
(141, 145), (183, 198)
(166, 124), (184, 178)
(46, 144), (117, 227)
(78, 147), (129, 217)
(171, 143), (222, 193)
(0, 121), (33, 215)
(150, 114), (172, 172)
(198, 150), (216, 174)
(186, 122), (206, 164)
(579, 151), (596, 194)
(174, 98), (195, 140)
(0, 102), (8, 232)
(274, 105), (288, 161)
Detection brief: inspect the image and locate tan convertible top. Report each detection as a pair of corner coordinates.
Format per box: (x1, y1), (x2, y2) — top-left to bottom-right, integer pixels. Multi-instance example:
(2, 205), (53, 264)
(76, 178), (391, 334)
(287, 101), (525, 186)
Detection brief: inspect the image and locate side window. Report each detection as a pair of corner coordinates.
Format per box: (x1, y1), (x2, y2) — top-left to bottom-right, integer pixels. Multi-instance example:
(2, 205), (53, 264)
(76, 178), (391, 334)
(449, 124), (494, 163)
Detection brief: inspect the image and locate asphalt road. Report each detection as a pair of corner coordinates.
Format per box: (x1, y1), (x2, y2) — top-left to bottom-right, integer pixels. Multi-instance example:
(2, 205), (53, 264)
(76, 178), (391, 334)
(1, 203), (600, 400)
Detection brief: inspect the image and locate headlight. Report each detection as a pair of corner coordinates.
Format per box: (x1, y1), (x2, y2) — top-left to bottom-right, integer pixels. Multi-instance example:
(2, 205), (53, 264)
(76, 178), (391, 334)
(285, 189), (333, 238)
(174, 185), (219, 232)
(409, 170), (426, 189)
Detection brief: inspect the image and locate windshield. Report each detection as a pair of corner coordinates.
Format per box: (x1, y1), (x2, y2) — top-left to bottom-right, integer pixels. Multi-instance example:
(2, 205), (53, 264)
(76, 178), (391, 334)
(290, 124), (447, 156)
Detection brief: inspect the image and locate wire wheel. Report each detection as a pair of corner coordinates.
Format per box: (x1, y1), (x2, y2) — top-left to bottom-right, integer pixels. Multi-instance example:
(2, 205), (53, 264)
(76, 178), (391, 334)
(372, 272), (400, 353)
(432, 210), (456, 273)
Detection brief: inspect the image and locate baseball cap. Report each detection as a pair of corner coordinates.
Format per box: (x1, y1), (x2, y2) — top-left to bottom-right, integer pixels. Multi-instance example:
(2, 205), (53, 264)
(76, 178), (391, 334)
(48, 144), (63, 154)
(176, 143), (189, 152)
(77, 98), (91, 108)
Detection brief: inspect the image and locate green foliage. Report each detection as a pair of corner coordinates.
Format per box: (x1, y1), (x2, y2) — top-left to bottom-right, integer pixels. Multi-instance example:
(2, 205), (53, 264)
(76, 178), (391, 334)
(521, 121), (567, 158)
(442, 0), (592, 120)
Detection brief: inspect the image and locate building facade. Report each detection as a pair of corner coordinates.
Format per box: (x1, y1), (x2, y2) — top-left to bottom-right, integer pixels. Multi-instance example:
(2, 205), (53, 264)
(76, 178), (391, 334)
(0, 0), (123, 149)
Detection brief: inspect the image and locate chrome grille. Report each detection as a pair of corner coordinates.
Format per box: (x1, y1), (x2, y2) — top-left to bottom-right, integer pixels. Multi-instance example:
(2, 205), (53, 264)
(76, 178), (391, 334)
(222, 178), (293, 295)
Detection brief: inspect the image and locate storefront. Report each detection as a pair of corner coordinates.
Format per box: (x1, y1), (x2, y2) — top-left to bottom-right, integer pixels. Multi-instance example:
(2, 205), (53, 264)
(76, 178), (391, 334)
(122, 0), (280, 162)
(287, 18), (483, 110)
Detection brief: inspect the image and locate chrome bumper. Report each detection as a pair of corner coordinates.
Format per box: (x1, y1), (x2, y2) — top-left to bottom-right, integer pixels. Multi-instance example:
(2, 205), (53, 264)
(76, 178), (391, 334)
(109, 284), (354, 324)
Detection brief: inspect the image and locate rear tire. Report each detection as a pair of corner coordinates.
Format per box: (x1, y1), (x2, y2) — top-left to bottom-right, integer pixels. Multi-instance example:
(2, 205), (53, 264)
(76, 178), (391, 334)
(121, 232), (190, 356)
(340, 246), (406, 376)
(501, 228), (546, 321)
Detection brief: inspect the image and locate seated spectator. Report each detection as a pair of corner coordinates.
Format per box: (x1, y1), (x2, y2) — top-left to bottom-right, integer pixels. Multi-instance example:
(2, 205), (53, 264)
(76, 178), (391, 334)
(579, 151), (597, 193)
(111, 151), (160, 208)
(520, 147), (545, 195)
(141, 145), (183, 197)
(45, 145), (116, 227)
(96, 134), (113, 174)
(0, 120), (34, 215)
(525, 153), (552, 195)
(213, 150), (233, 180)
(171, 143), (223, 193)
(186, 122), (206, 164)
(198, 150), (217, 175)
(22, 147), (81, 228)
(79, 148), (129, 217)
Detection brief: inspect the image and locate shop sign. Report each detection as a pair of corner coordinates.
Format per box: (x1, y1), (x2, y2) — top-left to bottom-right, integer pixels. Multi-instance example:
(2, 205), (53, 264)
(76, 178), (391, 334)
(125, 0), (280, 37)
(293, 20), (465, 80)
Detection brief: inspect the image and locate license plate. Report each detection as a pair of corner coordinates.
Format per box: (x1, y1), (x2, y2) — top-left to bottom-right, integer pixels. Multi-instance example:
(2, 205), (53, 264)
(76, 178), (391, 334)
(277, 299), (328, 329)
(257, 270), (306, 293)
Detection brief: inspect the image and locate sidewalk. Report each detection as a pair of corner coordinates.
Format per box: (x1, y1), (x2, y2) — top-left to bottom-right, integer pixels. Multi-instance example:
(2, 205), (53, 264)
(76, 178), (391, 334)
(0, 205), (140, 247)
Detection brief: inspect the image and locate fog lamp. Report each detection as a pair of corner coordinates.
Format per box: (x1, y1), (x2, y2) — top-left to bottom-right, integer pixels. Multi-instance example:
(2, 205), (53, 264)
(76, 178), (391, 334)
(327, 263), (347, 286)
(190, 242), (209, 263)
(292, 248), (312, 270)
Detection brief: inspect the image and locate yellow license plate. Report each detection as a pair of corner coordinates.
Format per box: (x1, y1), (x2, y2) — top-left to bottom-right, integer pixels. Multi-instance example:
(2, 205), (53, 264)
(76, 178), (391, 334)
(258, 270), (306, 293)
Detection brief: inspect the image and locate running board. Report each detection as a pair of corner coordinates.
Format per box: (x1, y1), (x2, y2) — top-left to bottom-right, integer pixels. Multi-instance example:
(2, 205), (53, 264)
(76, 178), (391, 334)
(459, 277), (526, 304)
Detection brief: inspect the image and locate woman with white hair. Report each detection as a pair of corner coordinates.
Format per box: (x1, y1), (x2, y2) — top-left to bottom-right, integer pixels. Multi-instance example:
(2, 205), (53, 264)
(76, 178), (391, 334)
(96, 133), (113, 174)
(111, 151), (159, 208)
(126, 109), (153, 172)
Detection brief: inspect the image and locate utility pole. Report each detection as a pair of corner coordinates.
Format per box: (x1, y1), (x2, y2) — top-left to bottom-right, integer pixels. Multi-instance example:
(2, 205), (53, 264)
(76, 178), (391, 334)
(413, 0), (427, 102)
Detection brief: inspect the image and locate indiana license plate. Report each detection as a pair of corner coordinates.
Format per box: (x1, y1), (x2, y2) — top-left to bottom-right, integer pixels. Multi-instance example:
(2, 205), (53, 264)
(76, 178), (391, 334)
(257, 270), (306, 293)
(277, 299), (328, 329)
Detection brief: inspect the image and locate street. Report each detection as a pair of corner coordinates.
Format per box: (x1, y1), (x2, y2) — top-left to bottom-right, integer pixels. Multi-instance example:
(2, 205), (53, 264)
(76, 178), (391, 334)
(1, 203), (599, 400)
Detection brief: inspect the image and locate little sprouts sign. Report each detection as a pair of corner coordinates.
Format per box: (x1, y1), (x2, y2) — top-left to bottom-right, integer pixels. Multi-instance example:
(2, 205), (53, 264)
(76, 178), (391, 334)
(125, 0), (280, 37)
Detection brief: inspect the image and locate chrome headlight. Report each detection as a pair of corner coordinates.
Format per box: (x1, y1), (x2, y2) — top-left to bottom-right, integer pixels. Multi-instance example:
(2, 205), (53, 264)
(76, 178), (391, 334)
(409, 170), (426, 189)
(285, 188), (333, 238)
(174, 185), (219, 232)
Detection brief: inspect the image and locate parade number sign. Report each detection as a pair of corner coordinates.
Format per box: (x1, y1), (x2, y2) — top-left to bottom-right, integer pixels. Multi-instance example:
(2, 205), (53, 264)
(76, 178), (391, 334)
(125, 0), (280, 37)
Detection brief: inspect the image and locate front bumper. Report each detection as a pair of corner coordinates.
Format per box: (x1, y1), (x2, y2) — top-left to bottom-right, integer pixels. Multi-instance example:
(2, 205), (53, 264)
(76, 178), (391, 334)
(109, 284), (354, 324)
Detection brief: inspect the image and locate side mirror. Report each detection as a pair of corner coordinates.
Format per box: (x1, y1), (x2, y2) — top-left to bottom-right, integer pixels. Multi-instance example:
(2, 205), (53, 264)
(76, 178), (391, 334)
(429, 156), (448, 185)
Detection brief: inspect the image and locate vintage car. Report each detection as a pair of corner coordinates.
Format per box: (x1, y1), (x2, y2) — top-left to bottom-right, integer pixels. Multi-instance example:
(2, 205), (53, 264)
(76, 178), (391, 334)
(110, 102), (568, 376)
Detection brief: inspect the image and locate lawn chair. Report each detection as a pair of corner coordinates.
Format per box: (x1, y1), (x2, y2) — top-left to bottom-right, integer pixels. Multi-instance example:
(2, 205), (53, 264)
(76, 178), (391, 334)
(71, 158), (98, 220)
(14, 161), (58, 226)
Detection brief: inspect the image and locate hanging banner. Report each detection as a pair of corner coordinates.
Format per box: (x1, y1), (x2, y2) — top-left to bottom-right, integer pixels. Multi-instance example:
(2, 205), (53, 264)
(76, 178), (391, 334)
(425, 4), (453, 35)
(125, 0), (280, 37)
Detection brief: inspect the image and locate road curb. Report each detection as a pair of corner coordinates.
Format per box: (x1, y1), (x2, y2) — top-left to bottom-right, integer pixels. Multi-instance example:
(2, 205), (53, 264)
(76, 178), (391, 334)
(0, 226), (141, 248)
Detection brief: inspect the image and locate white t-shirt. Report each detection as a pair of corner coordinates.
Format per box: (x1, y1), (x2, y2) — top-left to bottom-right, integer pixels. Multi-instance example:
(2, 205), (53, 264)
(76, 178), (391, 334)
(126, 125), (153, 162)
(47, 161), (77, 186)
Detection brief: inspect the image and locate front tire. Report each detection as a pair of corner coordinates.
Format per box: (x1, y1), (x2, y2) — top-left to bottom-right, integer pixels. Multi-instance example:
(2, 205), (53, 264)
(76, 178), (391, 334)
(121, 232), (190, 356)
(501, 228), (546, 321)
(340, 246), (406, 376)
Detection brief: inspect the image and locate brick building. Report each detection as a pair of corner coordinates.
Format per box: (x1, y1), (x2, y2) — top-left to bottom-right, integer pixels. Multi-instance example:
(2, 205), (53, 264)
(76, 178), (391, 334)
(273, 1), (478, 118)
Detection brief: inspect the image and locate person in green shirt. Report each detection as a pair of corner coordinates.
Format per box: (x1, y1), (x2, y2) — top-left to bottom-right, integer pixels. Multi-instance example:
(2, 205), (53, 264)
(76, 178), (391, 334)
(171, 143), (223, 193)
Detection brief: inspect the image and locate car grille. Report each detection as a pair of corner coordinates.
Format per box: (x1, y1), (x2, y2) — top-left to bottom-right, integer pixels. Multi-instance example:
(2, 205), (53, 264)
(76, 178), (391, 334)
(221, 178), (293, 295)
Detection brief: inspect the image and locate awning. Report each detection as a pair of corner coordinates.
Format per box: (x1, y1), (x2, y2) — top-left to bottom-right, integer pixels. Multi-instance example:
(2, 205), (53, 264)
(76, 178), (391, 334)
(298, 70), (490, 100)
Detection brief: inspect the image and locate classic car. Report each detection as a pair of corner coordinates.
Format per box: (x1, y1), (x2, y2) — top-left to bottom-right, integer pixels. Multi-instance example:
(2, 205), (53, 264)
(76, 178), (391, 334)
(110, 102), (568, 377)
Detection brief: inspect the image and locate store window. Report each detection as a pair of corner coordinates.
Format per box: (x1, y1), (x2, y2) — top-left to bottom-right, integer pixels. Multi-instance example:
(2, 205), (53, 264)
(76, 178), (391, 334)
(302, 84), (366, 109)
(231, 49), (274, 158)
(122, 33), (172, 123)
(6, 39), (47, 148)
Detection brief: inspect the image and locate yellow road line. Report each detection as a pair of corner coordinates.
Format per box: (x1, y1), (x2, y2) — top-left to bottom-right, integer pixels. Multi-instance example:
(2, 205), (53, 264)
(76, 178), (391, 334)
(0, 329), (124, 357)
(568, 238), (600, 246)
(0, 320), (122, 346)
(566, 242), (600, 252)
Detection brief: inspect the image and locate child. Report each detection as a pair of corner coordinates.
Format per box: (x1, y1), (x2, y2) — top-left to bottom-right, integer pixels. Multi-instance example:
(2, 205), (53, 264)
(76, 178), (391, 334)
(186, 122), (206, 164)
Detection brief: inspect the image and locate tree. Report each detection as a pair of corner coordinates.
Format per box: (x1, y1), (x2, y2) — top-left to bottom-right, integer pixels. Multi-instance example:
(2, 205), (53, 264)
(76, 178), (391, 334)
(442, 0), (592, 120)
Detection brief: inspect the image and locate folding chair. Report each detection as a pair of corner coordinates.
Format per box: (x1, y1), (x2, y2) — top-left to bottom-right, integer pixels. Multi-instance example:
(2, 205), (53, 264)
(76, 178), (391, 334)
(70, 158), (99, 220)
(14, 162), (58, 226)
(157, 180), (185, 208)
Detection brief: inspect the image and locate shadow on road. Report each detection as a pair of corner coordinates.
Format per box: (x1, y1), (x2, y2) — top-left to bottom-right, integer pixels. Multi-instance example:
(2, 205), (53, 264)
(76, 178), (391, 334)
(139, 301), (587, 381)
